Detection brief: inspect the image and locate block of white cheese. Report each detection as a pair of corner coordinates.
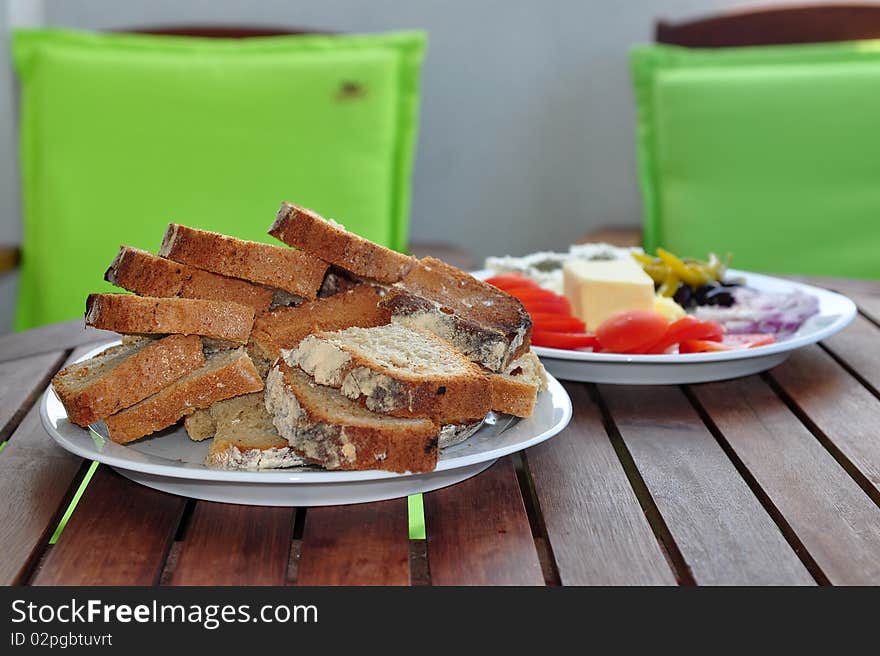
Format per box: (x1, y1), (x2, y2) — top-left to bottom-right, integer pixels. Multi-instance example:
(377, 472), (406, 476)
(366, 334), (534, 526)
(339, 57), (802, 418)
(563, 259), (655, 331)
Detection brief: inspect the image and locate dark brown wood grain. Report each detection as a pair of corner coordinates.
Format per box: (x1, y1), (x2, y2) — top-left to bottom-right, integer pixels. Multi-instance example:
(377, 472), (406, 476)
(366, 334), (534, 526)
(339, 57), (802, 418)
(769, 345), (880, 495)
(297, 499), (410, 585)
(600, 385), (814, 585)
(0, 319), (115, 363)
(0, 350), (67, 442)
(32, 467), (186, 585)
(424, 457), (544, 586)
(525, 383), (676, 585)
(0, 345), (102, 584)
(691, 377), (880, 585)
(170, 503), (294, 586)
(656, 4), (880, 47)
(823, 315), (880, 393)
(577, 226), (643, 247)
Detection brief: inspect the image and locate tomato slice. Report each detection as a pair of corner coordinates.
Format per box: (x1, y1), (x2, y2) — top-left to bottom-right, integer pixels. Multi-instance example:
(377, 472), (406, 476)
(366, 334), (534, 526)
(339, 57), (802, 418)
(532, 331), (600, 350)
(529, 314), (586, 332)
(485, 274), (541, 291)
(679, 333), (775, 353)
(644, 316), (724, 354)
(595, 310), (669, 354)
(522, 298), (571, 315)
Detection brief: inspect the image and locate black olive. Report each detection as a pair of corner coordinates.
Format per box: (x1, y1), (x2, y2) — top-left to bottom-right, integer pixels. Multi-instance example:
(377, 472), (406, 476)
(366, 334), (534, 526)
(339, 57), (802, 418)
(673, 283), (695, 308)
(699, 285), (736, 307)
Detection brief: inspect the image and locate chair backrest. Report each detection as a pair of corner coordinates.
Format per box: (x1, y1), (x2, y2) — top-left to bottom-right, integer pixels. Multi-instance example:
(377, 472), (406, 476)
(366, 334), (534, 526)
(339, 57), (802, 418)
(12, 27), (426, 329)
(631, 5), (880, 278)
(656, 4), (880, 47)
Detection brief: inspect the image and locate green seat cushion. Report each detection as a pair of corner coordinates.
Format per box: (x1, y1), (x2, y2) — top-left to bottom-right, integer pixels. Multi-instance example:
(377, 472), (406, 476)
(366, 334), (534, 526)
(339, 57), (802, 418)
(631, 41), (880, 279)
(13, 28), (425, 329)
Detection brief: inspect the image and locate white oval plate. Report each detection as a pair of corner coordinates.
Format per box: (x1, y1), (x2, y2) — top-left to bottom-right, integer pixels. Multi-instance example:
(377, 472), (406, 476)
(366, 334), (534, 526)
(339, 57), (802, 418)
(475, 268), (857, 384)
(40, 344), (572, 506)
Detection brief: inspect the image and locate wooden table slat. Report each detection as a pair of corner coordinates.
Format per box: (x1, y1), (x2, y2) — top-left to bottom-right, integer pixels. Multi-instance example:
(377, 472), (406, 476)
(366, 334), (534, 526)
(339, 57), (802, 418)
(297, 499), (410, 586)
(525, 383), (676, 585)
(822, 315), (880, 394)
(32, 467), (186, 586)
(0, 345), (105, 585)
(0, 320), (116, 364)
(424, 457), (544, 586)
(691, 377), (880, 585)
(769, 345), (880, 497)
(0, 351), (67, 442)
(170, 502), (294, 586)
(600, 385), (815, 585)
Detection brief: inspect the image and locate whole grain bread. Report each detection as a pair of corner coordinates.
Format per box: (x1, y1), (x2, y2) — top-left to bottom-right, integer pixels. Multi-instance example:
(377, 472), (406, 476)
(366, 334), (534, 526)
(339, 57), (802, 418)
(105, 245), (274, 312)
(380, 257), (532, 372)
(85, 294), (255, 344)
(159, 223), (329, 299)
(269, 202), (415, 283)
(488, 351), (548, 418)
(104, 348), (263, 444)
(249, 285), (390, 375)
(52, 335), (205, 427)
(199, 393), (307, 470)
(289, 323), (490, 424)
(265, 361), (439, 473)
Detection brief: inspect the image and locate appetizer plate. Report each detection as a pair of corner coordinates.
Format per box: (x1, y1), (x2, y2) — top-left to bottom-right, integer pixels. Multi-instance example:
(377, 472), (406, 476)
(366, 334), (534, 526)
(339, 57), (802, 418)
(475, 269), (857, 384)
(40, 342), (572, 506)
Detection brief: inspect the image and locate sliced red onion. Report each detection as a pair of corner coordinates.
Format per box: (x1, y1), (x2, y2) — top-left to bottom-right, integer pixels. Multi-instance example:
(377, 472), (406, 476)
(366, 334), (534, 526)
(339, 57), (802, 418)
(694, 287), (819, 337)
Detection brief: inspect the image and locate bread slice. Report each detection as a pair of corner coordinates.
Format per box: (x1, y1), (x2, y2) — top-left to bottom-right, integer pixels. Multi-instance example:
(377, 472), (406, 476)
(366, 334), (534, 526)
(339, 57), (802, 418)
(52, 335), (205, 427)
(289, 323), (490, 424)
(85, 294), (255, 344)
(489, 351), (549, 418)
(105, 245), (275, 312)
(269, 202), (415, 283)
(249, 285), (390, 375)
(103, 348), (263, 444)
(379, 257), (532, 372)
(199, 394), (307, 470)
(265, 361), (439, 473)
(159, 223), (329, 299)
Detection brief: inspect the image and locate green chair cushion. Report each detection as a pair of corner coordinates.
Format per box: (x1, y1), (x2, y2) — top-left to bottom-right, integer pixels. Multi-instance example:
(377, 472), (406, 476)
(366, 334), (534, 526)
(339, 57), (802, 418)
(631, 41), (880, 279)
(13, 28), (426, 329)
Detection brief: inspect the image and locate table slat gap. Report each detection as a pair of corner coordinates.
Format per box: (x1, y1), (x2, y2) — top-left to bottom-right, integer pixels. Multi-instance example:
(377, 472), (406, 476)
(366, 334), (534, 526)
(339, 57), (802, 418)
(682, 385), (830, 585)
(511, 451), (562, 586)
(591, 385), (695, 586)
(0, 350), (69, 444)
(598, 384), (815, 585)
(762, 368), (880, 509)
(287, 539), (302, 586)
(0, 322), (116, 364)
(820, 316), (880, 401)
(158, 541), (183, 586)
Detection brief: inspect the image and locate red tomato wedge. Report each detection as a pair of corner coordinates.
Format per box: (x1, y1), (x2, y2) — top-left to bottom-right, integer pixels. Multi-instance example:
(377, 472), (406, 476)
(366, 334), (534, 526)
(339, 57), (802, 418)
(532, 331), (600, 350)
(485, 274), (541, 291)
(595, 310), (669, 354)
(529, 314), (586, 332)
(679, 333), (775, 353)
(644, 316), (724, 354)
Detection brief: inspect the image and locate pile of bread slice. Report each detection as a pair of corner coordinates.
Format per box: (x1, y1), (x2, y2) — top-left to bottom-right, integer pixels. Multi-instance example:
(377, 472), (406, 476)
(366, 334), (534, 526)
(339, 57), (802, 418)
(51, 202), (547, 473)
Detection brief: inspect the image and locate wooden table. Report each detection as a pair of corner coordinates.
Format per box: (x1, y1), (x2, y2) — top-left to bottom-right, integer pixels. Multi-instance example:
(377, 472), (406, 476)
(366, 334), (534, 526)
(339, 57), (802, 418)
(1, 276), (879, 586)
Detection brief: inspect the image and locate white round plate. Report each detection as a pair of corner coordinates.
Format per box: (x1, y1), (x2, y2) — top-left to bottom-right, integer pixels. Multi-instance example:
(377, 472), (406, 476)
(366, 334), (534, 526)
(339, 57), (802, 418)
(475, 268), (857, 384)
(40, 344), (572, 506)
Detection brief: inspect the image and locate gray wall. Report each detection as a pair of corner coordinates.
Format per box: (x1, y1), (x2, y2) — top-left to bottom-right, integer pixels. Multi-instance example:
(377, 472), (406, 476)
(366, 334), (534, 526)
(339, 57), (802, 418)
(0, 0), (822, 332)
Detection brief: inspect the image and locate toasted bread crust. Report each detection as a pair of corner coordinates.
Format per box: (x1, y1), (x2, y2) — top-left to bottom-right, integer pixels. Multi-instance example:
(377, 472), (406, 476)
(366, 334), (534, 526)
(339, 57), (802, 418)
(489, 374), (538, 418)
(106, 246), (274, 312)
(250, 285), (390, 364)
(381, 257), (532, 371)
(52, 335), (205, 427)
(85, 294), (255, 344)
(269, 202), (415, 283)
(266, 363), (438, 473)
(104, 349), (264, 444)
(291, 328), (491, 423)
(159, 223), (329, 298)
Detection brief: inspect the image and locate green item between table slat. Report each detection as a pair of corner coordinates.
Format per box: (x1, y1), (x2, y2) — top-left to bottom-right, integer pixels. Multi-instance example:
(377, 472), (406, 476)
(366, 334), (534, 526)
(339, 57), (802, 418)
(407, 493), (425, 540)
(49, 460), (98, 545)
(631, 40), (880, 279)
(12, 28), (426, 330)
